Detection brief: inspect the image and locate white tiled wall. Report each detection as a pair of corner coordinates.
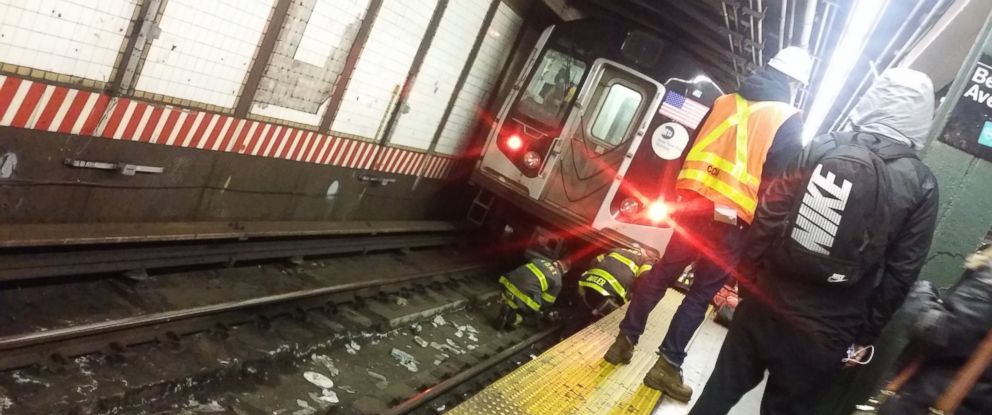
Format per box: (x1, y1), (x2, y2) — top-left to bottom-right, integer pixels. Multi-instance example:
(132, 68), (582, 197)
(330, 0), (439, 140)
(251, 0), (370, 126)
(135, 0), (273, 108)
(389, 0), (490, 150)
(435, 3), (522, 155)
(0, 0), (137, 82)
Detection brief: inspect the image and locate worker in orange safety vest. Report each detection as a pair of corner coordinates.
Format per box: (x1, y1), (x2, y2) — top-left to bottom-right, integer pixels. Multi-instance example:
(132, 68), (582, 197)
(603, 46), (813, 402)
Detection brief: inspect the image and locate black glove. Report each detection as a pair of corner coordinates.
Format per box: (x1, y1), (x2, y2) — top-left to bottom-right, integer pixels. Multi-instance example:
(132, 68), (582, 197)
(912, 308), (949, 349)
(543, 309), (562, 324)
(494, 306), (517, 331)
(902, 281), (949, 349)
(900, 280), (941, 320)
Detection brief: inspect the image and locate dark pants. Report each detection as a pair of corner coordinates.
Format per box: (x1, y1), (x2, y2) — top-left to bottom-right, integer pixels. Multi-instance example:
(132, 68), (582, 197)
(689, 300), (846, 415)
(618, 212), (744, 366)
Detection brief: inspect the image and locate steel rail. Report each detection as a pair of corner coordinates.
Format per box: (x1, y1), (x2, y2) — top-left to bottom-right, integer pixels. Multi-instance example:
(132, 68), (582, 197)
(0, 262), (490, 371)
(0, 232), (462, 282)
(385, 326), (561, 415)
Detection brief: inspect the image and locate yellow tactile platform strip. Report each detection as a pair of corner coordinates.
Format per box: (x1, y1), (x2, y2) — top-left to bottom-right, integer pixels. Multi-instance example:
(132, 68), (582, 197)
(449, 293), (688, 415)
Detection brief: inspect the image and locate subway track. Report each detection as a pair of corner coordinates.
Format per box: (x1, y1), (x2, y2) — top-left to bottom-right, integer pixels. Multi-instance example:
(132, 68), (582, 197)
(0, 221), (463, 282)
(0, 225), (562, 414)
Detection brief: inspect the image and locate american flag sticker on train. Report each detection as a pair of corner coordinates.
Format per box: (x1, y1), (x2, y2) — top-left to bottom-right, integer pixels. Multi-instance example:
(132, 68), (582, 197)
(659, 91), (708, 130)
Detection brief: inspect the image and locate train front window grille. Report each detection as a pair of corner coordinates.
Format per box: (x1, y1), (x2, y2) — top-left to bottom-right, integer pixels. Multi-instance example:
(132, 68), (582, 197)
(589, 83), (642, 147)
(516, 49), (587, 130)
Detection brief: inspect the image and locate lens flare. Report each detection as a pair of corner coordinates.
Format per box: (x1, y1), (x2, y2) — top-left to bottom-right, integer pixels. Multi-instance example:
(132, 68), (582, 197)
(647, 201), (669, 222)
(505, 134), (523, 151)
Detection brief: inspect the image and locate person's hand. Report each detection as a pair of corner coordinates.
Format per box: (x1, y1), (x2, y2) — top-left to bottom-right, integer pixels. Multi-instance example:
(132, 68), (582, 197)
(901, 280), (942, 320)
(909, 280), (940, 302)
(843, 344), (874, 368)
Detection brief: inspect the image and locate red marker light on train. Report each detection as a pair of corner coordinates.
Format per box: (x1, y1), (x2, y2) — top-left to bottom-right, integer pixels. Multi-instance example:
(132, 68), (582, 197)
(505, 134), (523, 151)
(647, 201), (670, 222)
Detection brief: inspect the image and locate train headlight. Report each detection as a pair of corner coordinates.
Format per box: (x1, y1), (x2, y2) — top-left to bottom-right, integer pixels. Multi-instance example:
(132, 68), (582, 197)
(505, 134), (523, 152)
(647, 201), (670, 223)
(522, 151), (541, 169)
(619, 198), (640, 215)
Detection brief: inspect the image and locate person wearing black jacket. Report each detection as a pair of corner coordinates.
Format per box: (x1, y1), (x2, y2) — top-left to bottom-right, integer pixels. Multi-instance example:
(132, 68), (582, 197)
(689, 68), (941, 414)
(875, 246), (992, 415)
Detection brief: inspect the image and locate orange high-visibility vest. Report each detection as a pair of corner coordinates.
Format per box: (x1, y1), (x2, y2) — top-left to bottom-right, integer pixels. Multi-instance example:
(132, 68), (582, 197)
(675, 93), (798, 224)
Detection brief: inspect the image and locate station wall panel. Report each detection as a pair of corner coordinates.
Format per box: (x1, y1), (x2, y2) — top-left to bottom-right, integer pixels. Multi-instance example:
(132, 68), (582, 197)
(0, 74), (459, 180)
(0, 0), (137, 84)
(134, 0), (273, 108)
(250, 0), (371, 126)
(388, 0), (490, 151)
(435, 2), (522, 155)
(329, 0), (439, 141)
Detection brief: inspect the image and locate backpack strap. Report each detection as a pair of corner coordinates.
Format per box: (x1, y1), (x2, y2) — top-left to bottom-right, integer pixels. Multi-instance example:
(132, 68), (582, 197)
(847, 130), (920, 161)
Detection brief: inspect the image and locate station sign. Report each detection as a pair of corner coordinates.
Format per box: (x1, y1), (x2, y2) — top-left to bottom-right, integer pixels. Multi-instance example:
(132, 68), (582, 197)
(940, 54), (992, 162)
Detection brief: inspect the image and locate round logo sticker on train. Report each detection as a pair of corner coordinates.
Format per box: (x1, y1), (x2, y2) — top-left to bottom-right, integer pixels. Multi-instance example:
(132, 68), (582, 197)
(651, 122), (689, 160)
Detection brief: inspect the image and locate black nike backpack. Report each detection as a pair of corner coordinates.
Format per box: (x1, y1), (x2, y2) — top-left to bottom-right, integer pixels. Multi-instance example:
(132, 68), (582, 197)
(768, 132), (916, 286)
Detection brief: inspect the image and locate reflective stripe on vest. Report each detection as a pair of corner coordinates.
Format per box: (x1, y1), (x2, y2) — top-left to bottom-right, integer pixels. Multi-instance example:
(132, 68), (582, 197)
(526, 263), (557, 303)
(638, 263), (653, 276)
(578, 280), (611, 297)
(676, 93), (797, 223)
(581, 268), (628, 300)
(608, 252), (639, 276)
(499, 276), (541, 311)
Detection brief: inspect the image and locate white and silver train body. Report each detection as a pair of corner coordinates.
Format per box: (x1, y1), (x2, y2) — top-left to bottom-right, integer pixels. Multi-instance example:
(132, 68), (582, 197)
(473, 19), (723, 256)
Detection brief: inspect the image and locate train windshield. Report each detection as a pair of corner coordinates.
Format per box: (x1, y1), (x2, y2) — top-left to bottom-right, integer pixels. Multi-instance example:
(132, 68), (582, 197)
(516, 49), (587, 130)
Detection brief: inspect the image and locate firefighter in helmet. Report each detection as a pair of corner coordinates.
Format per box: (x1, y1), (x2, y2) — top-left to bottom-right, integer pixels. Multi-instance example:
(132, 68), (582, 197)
(495, 257), (569, 330)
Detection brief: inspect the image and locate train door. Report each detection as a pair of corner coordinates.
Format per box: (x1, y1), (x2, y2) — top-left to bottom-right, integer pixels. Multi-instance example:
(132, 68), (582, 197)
(477, 41), (589, 199)
(542, 61), (663, 221)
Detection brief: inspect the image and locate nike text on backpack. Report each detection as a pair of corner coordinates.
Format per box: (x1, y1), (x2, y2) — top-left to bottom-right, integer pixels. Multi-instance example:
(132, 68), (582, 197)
(770, 132), (916, 286)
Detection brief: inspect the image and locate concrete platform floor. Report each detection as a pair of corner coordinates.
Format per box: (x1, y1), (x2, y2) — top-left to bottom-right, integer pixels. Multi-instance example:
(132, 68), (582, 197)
(654, 311), (766, 414)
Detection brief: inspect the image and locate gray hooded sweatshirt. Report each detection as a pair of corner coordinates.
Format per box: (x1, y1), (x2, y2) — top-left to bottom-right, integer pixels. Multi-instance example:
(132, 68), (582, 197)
(849, 67), (935, 150)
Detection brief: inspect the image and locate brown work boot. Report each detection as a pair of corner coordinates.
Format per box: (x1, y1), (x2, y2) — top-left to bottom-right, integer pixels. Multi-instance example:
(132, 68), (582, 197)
(643, 357), (693, 402)
(603, 333), (635, 364)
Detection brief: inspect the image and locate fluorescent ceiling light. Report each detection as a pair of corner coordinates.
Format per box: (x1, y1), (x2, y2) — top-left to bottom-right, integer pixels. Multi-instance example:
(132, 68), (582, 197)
(802, 0), (889, 143)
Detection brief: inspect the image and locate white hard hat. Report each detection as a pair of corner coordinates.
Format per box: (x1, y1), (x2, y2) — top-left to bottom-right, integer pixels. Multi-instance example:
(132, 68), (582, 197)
(768, 46), (812, 85)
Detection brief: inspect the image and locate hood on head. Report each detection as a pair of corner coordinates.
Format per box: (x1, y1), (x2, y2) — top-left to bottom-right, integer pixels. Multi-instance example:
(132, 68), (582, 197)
(849, 68), (935, 150)
(738, 68), (794, 103)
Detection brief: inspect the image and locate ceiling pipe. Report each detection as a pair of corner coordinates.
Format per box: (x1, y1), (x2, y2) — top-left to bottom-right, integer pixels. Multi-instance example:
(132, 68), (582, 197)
(723, 1), (743, 85)
(747, 0), (759, 64)
(799, 2), (835, 109)
(779, 0), (788, 49)
(788, 0), (797, 45)
(800, 0), (818, 47)
(890, 0), (952, 65)
(829, 0), (949, 131)
(756, 0), (765, 63)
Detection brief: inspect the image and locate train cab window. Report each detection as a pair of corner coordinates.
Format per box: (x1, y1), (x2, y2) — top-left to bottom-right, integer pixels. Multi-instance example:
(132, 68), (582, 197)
(516, 50), (587, 130)
(590, 83), (642, 146)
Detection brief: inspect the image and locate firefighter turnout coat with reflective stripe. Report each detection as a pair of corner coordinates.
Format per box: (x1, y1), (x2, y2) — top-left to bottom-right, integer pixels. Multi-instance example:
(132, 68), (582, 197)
(579, 249), (652, 303)
(499, 259), (562, 313)
(676, 93), (799, 224)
